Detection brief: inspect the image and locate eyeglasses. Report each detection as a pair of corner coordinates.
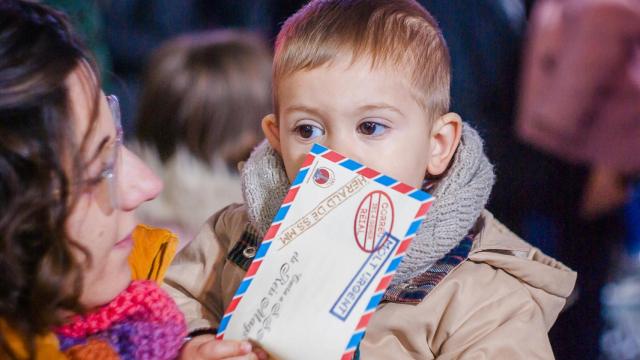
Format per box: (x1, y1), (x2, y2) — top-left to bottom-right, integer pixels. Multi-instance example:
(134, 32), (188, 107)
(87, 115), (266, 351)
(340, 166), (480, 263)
(88, 94), (123, 214)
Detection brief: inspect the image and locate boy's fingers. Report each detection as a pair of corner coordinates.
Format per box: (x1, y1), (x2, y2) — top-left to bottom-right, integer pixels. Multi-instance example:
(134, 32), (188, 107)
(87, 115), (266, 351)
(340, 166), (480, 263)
(254, 347), (269, 360)
(226, 355), (258, 360)
(199, 339), (253, 358)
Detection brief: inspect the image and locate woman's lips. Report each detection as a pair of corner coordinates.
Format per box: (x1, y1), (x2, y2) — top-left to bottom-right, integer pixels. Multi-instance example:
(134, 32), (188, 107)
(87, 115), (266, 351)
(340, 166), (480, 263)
(114, 232), (134, 249)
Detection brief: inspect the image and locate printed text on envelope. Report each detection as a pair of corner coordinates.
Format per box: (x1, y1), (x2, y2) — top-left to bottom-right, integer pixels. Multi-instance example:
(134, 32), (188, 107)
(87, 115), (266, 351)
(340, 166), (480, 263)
(277, 175), (368, 249)
(330, 232), (400, 321)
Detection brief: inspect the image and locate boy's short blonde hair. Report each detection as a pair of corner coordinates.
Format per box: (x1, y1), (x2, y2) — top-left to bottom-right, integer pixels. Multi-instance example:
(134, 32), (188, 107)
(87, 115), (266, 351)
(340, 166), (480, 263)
(274, 0), (450, 120)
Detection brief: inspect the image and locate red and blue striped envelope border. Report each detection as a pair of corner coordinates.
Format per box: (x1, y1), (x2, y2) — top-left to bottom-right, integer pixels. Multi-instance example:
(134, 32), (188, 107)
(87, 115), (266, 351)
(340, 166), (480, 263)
(217, 143), (434, 360)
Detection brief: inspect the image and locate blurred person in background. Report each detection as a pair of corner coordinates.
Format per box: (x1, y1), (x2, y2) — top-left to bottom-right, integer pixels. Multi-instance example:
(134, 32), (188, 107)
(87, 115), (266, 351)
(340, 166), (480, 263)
(518, 0), (639, 186)
(101, 0), (272, 135)
(132, 31), (272, 246)
(518, 0), (640, 358)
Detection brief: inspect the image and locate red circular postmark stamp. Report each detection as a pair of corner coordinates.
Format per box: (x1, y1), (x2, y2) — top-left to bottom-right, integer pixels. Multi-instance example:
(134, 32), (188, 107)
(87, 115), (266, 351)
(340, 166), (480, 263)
(353, 190), (395, 253)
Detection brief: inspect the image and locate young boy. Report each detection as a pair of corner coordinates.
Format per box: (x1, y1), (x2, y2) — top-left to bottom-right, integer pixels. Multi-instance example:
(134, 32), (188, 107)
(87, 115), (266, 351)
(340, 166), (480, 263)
(167, 1), (577, 358)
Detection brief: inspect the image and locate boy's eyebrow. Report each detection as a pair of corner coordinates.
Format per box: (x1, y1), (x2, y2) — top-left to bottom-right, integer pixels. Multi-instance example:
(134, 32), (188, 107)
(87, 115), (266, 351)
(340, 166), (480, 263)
(284, 103), (406, 118)
(283, 105), (326, 118)
(357, 103), (406, 117)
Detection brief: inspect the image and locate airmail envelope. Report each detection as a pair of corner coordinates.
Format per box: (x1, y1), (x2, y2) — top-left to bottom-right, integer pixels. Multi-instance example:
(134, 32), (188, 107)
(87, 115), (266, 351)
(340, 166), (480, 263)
(216, 144), (433, 360)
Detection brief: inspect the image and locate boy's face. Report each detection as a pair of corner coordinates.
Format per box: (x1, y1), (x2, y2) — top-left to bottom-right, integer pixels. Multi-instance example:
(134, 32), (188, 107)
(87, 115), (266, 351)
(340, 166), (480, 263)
(264, 56), (460, 189)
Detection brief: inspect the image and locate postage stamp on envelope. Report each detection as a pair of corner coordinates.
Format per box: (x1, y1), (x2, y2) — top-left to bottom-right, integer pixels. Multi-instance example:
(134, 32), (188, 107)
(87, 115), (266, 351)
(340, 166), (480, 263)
(312, 167), (335, 188)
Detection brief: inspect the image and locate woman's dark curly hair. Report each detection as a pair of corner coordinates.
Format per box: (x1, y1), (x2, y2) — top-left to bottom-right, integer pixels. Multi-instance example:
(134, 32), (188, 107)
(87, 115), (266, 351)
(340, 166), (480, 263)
(0, 1), (100, 357)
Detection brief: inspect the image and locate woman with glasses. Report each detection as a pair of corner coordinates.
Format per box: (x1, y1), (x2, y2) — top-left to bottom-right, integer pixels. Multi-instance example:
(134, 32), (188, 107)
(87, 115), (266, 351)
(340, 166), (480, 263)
(0, 2), (262, 359)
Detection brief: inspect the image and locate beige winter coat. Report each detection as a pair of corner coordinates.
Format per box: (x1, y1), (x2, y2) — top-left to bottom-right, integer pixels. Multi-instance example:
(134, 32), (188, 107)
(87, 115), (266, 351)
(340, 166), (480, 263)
(163, 204), (576, 359)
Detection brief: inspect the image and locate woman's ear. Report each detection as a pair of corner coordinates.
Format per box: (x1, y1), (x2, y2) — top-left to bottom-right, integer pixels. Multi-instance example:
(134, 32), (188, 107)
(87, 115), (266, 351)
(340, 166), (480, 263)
(261, 113), (282, 154)
(427, 112), (462, 176)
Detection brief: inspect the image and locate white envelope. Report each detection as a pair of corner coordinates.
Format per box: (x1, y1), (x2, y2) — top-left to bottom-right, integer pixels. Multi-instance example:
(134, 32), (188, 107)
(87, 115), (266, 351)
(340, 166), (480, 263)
(217, 144), (433, 360)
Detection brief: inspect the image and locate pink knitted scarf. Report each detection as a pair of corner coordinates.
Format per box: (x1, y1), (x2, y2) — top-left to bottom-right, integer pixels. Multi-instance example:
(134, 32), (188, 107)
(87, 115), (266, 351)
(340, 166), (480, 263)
(55, 280), (186, 359)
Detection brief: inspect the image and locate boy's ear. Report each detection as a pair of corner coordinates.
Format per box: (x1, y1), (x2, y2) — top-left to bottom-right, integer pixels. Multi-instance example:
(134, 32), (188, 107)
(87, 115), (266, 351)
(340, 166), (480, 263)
(261, 113), (282, 154)
(427, 112), (462, 176)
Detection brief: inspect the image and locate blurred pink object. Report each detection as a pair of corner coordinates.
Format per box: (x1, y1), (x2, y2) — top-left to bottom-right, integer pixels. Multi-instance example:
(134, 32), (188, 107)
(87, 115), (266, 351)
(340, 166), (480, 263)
(517, 0), (640, 175)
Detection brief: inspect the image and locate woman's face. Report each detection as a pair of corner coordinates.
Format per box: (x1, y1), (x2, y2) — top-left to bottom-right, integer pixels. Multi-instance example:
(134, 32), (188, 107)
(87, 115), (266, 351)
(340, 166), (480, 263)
(65, 66), (163, 309)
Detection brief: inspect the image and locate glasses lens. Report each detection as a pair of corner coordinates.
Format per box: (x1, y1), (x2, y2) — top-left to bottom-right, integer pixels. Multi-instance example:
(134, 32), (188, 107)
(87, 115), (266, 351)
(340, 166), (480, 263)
(107, 95), (122, 133)
(100, 95), (122, 213)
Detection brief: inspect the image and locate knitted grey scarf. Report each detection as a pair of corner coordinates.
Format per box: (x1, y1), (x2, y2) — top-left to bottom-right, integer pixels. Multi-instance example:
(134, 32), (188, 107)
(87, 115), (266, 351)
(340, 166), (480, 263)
(240, 123), (495, 285)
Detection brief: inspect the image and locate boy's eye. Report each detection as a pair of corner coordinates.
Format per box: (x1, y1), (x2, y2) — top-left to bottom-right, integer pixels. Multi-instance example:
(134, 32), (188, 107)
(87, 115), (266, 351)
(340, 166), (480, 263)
(358, 121), (388, 137)
(295, 123), (324, 140)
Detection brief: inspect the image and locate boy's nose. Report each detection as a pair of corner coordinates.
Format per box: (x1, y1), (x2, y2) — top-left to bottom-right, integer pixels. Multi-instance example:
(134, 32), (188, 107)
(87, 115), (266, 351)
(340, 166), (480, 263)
(322, 136), (365, 166)
(117, 147), (163, 212)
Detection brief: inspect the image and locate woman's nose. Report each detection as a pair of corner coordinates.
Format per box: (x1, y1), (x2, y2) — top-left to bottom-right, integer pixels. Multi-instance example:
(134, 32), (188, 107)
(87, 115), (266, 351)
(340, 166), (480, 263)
(117, 147), (163, 211)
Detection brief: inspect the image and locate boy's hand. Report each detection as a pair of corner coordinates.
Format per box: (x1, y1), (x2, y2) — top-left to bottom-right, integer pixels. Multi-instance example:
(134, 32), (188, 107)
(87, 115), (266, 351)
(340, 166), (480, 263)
(180, 335), (268, 360)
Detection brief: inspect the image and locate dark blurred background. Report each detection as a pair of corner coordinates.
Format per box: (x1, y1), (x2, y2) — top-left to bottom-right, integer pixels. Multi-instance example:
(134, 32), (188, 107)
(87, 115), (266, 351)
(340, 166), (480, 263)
(45, 1), (640, 359)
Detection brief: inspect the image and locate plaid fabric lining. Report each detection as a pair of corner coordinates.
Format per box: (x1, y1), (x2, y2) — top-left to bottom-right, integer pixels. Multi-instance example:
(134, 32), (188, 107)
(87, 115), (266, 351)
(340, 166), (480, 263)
(353, 235), (475, 358)
(382, 235), (475, 304)
(226, 225), (261, 271)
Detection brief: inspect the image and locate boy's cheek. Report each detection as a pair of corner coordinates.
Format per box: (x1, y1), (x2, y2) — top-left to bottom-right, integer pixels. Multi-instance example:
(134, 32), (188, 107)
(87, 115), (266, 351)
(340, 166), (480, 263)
(290, 152), (309, 179)
(278, 149), (303, 182)
(288, 146), (317, 179)
(280, 140), (324, 180)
